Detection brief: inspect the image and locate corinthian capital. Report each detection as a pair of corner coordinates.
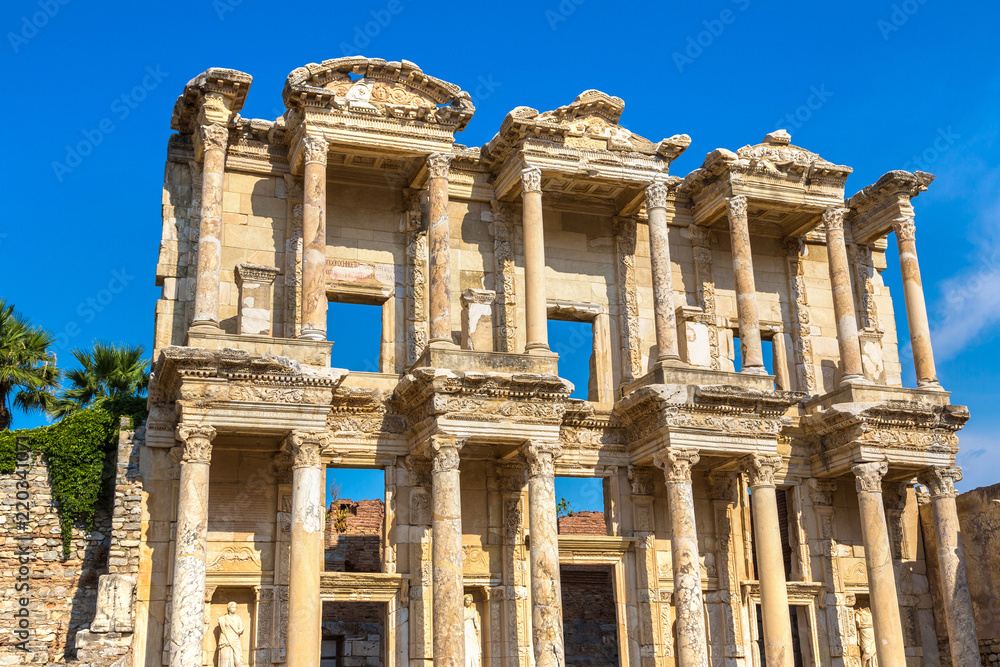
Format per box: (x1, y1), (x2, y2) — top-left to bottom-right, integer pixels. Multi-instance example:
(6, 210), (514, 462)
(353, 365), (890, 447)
(521, 167), (542, 194)
(644, 182), (669, 210)
(738, 453), (783, 489)
(524, 440), (562, 478)
(919, 466), (962, 498)
(200, 124), (229, 153)
(822, 207), (850, 232)
(175, 424), (217, 464)
(725, 195), (748, 221)
(852, 460), (888, 494)
(653, 447), (700, 483)
(286, 431), (328, 469)
(426, 152), (454, 179)
(302, 136), (329, 165)
(430, 434), (464, 473)
(892, 215), (916, 241)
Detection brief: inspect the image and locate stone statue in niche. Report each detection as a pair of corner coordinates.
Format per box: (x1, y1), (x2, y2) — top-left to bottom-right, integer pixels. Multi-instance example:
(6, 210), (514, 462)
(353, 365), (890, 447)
(855, 607), (877, 667)
(464, 594), (482, 667)
(217, 601), (244, 667)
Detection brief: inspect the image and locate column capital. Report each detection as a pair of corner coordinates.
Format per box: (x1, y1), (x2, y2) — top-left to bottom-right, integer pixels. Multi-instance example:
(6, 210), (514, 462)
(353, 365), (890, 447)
(725, 194), (748, 220)
(807, 478), (837, 506)
(523, 440), (562, 478)
(520, 166), (542, 194)
(200, 124), (229, 153)
(430, 433), (464, 473)
(852, 460), (888, 493)
(705, 471), (738, 501)
(738, 453), (783, 489)
(822, 207), (850, 232)
(688, 222), (711, 248)
(285, 431), (329, 469)
(302, 135), (329, 165)
(627, 465), (655, 496)
(174, 424), (216, 463)
(919, 465), (962, 498)
(891, 215), (916, 241)
(426, 152), (454, 179)
(644, 181), (669, 210)
(653, 447), (700, 483)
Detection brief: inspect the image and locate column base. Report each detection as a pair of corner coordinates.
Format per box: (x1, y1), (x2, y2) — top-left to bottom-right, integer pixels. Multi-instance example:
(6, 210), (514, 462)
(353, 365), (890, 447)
(188, 320), (222, 335)
(428, 338), (460, 350)
(840, 374), (870, 386)
(917, 380), (945, 391)
(525, 343), (556, 357)
(298, 328), (327, 342)
(655, 354), (686, 367)
(741, 365), (769, 376)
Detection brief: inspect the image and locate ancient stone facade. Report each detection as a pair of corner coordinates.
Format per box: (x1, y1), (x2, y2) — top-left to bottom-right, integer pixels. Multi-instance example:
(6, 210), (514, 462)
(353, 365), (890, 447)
(1, 56), (981, 667)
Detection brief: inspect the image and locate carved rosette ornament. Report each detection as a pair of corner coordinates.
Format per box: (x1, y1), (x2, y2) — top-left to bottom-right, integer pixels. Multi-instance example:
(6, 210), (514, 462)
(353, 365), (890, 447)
(426, 152), (454, 179)
(725, 194), (748, 220)
(739, 454), (783, 489)
(302, 136), (329, 165)
(520, 167), (542, 194)
(852, 460), (888, 494)
(524, 440), (562, 478)
(644, 182), (669, 210)
(891, 215), (916, 242)
(175, 425), (216, 464)
(653, 447), (700, 483)
(287, 431), (328, 469)
(919, 466), (962, 498)
(200, 124), (229, 153)
(822, 207), (849, 232)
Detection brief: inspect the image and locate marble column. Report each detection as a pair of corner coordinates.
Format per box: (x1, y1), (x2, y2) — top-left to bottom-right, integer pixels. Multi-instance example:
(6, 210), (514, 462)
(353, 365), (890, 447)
(726, 195), (766, 374)
(285, 432), (327, 667)
(190, 125), (228, 331)
(918, 466), (979, 667)
(645, 182), (681, 363)
(431, 434), (465, 667)
(653, 447), (708, 667)
(521, 167), (550, 354)
(739, 454), (794, 667)
(525, 440), (564, 666)
(299, 136), (329, 341)
(823, 208), (866, 383)
(892, 215), (941, 388)
(169, 425), (216, 667)
(851, 461), (906, 667)
(427, 153), (455, 347)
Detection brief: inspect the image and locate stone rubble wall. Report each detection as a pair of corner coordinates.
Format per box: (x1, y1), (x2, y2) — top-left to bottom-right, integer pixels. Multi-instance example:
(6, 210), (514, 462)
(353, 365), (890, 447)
(557, 511), (607, 536)
(325, 499), (385, 573)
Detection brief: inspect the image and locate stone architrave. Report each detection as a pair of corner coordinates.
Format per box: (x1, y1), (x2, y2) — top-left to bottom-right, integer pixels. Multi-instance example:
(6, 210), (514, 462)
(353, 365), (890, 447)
(300, 136), (329, 341)
(891, 215), (940, 388)
(645, 181), (680, 362)
(521, 167), (549, 354)
(524, 440), (565, 666)
(432, 434), (466, 667)
(191, 125), (228, 331)
(918, 466), (979, 667)
(726, 195), (766, 374)
(823, 208), (865, 383)
(654, 447), (709, 667)
(427, 153), (455, 347)
(169, 424), (216, 667)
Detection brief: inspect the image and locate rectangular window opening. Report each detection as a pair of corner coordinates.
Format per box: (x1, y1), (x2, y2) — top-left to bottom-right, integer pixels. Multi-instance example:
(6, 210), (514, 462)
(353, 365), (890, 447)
(733, 334), (777, 382)
(561, 565), (621, 666)
(325, 468), (386, 573)
(549, 318), (594, 400)
(555, 476), (609, 536)
(327, 299), (383, 372)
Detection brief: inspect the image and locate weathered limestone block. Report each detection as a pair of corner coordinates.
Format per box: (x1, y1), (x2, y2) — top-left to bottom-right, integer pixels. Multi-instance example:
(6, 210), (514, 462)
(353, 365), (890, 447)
(235, 263), (280, 336)
(461, 288), (495, 351)
(90, 574), (137, 633)
(679, 321), (712, 368)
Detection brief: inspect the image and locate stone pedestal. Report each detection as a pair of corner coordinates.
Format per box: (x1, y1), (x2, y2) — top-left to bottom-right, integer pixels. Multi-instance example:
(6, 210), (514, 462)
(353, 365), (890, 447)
(823, 208), (865, 384)
(300, 136), (329, 341)
(235, 263), (280, 336)
(740, 455), (794, 667)
(461, 288), (496, 351)
(191, 125), (228, 331)
(432, 435), (465, 667)
(427, 153), (455, 346)
(852, 461), (906, 667)
(891, 216), (940, 388)
(919, 466), (979, 667)
(645, 182), (680, 362)
(521, 167), (549, 354)
(725, 195), (765, 374)
(169, 425), (216, 667)
(525, 441), (564, 666)
(285, 432), (327, 667)
(654, 447), (708, 667)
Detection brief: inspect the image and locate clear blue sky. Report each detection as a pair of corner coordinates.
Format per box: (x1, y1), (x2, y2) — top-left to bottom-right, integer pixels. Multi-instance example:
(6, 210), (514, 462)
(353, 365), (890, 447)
(2, 1), (998, 504)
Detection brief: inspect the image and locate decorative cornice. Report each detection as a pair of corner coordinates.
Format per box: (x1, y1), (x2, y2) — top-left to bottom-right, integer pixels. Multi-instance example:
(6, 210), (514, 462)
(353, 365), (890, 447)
(175, 424), (216, 463)
(427, 152), (454, 179)
(919, 465), (962, 499)
(738, 454), (783, 489)
(653, 447), (700, 483)
(851, 460), (888, 494)
(521, 167), (542, 194)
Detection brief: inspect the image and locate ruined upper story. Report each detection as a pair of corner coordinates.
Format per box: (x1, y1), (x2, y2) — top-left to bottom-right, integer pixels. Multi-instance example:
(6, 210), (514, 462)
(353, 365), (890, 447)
(153, 57), (939, 402)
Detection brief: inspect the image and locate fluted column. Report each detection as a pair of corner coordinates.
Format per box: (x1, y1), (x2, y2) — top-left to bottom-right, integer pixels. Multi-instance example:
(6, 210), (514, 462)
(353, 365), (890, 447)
(892, 215), (940, 388)
(427, 153), (455, 347)
(190, 125), (228, 331)
(919, 466), (979, 667)
(646, 182), (680, 362)
(431, 434), (465, 667)
(169, 425), (216, 667)
(726, 195), (765, 374)
(852, 461), (906, 667)
(525, 440), (564, 666)
(285, 432), (327, 667)
(300, 136), (329, 340)
(653, 447), (708, 667)
(521, 167), (549, 354)
(823, 208), (865, 383)
(739, 454), (794, 667)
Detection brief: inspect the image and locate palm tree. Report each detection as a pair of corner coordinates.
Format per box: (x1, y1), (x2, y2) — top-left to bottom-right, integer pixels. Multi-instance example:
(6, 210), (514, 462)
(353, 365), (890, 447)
(0, 299), (59, 430)
(49, 342), (150, 418)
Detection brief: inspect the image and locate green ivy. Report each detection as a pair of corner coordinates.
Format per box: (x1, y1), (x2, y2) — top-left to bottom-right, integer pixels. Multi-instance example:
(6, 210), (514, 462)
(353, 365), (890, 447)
(0, 396), (147, 557)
